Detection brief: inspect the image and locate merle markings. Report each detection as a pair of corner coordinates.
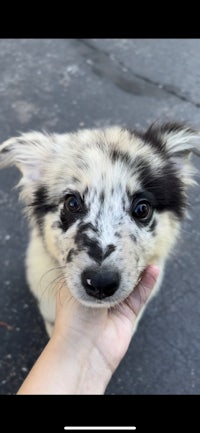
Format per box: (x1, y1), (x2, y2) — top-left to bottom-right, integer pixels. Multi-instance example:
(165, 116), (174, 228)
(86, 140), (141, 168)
(130, 234), (137, 243)
(100, 190), (105, 204)
(109, 148), (133, 169)
(78, 222), (98, 234)
(31, 186), (57, 224)
(74, 231), (103, 264)
(103, 244), (116, 259)
(74, 223), (116, 264)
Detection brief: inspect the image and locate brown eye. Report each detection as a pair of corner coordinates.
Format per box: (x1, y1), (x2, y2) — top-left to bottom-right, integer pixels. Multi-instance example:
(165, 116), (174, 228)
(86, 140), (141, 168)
(132, 199), (152, 222)
(64, 195), (82, 213)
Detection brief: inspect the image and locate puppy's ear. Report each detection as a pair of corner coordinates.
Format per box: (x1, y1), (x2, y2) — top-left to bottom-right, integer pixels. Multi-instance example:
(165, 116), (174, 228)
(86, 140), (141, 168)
(0, 132), (57, 183)
(144, 122), (200, 186)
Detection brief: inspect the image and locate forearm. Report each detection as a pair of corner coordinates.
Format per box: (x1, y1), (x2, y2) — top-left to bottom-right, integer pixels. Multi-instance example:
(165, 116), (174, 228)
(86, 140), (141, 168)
(17, 266), (159, 395)
(17, 334), (111, 395)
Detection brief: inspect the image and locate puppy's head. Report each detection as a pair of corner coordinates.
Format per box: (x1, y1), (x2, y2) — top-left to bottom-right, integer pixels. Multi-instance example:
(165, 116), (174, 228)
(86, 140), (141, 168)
(0, 123), (199, 306)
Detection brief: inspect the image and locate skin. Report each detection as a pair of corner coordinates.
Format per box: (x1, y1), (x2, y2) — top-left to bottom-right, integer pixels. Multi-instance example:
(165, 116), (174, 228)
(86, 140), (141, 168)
(17, 265), (159, 395)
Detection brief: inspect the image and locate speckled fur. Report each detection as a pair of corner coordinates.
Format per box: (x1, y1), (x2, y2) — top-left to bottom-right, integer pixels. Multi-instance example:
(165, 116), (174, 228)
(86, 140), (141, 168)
(0, 123), (199, 336)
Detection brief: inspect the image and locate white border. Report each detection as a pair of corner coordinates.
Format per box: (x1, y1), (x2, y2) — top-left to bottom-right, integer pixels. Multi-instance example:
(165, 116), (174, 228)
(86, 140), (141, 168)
(64, 427), (136, 431)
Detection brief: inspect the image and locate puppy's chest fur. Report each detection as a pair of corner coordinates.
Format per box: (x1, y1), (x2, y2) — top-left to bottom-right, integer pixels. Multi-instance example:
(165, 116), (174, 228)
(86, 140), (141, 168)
(0, 122), (200, 336)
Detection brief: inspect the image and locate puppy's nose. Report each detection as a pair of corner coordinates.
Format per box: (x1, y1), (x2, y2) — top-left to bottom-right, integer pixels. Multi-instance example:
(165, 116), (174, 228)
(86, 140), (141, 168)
(81, 267), (120, 299)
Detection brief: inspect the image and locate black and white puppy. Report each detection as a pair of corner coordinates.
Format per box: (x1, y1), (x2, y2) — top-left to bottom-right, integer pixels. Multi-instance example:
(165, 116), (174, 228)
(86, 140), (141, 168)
(0, 122), (199, 336)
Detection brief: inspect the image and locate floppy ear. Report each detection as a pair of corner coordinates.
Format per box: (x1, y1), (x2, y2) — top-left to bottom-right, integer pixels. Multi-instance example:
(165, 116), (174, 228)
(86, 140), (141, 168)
(0, 131), (61, 209)
(0, 132), (56, 183)
(144, 122), (200, 186)
(157, 122), (200, 157)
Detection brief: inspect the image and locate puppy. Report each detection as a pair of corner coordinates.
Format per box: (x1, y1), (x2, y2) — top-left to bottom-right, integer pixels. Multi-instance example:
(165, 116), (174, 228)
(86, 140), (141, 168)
(0, 122), (199, 336)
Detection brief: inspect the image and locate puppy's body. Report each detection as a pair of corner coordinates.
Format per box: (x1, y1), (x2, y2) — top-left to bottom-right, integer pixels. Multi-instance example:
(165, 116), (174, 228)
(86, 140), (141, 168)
(0, 123), (199, 336)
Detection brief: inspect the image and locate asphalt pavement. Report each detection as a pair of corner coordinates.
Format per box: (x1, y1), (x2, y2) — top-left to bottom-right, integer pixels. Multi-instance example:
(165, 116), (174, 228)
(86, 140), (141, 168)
(0, 39), (200, 394)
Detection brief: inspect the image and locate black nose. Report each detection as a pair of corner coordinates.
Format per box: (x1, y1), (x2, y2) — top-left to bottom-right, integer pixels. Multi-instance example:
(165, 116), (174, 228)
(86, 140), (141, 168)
(81, 267), (120, 300)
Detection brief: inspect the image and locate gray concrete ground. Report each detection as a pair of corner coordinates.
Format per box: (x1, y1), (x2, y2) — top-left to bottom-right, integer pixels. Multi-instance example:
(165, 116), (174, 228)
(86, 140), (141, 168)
(0, 39), (200, 394)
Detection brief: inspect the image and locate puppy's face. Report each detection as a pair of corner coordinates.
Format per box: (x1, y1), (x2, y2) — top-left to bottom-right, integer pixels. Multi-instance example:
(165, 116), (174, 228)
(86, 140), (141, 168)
(0, 123), (199, 306)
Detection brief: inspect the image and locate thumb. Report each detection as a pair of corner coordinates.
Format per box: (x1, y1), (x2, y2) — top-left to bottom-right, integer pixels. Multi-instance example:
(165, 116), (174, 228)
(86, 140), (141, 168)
(125, 265), (160, 318)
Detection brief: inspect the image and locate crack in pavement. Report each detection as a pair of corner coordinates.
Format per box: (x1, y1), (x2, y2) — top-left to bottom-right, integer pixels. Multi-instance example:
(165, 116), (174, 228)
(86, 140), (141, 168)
(77, 38), (200, 108)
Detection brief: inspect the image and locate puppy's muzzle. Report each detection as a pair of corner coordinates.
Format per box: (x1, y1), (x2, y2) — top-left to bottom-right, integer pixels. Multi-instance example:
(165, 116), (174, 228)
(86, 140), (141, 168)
(81, 267), (120, 300)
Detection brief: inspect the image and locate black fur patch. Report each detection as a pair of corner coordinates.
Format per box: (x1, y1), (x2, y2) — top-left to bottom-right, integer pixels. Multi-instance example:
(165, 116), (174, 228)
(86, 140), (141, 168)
(78, 222), (98, 234)
(130, 234), (137, 243)
(115, 231), (121, 238)
(83, 186), (89, 198)
(142, 124), (166, 154)
(74, 225), (115, 264)
(31, 186), (57, 224)
(122, 197), (126, 211)
(100, 190), (105, 204)
(109, 149), (132, 167)
(72, 176), (80, 184)
(0, 146), (9, 153)
(103, 244), (116, 259)
(131, 157), (186, 218)
(60, 210), (84, 232)
(124, 126), (165, 154)
(60, 193), (87, 232)
(74, 231), (103, 264)
(60, 214), (74, 231)
(142, 122), (195, 155)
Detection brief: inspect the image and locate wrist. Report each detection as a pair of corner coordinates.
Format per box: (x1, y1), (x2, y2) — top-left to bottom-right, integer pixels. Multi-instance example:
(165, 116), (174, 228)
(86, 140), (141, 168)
(50, 330), (112, 394)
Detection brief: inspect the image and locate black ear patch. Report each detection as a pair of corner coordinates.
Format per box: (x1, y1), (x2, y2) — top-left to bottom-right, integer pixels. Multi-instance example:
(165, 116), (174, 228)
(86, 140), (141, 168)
(142, 122), (196, 155)
(143, 124), (166, 153)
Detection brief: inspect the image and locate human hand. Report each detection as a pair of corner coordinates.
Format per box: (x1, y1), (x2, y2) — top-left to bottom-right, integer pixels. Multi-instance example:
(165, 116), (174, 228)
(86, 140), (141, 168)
(53, 265), (159, 393)
(17, 265), (159, 394)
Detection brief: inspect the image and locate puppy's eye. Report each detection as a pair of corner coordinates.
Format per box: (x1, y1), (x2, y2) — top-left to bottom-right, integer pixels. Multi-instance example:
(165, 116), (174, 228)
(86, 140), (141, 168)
(64, 195), (83, 213)
(131, 199), (153, 222)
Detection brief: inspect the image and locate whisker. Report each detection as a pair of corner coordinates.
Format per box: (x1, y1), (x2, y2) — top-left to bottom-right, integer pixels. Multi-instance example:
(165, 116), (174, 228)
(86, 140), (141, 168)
(38, 264), (66, 302)
(48, 274), (65, 296)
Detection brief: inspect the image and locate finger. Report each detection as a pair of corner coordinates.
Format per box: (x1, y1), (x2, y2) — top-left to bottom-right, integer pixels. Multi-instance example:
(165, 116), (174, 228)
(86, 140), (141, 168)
(125, 265), (160, 317)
